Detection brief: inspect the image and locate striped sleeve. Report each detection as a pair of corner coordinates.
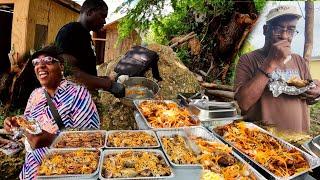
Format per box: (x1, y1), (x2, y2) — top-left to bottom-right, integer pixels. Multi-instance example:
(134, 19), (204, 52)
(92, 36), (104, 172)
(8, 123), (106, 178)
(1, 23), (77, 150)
(70, 86), (100, 130)
(19, 147), (49, 179)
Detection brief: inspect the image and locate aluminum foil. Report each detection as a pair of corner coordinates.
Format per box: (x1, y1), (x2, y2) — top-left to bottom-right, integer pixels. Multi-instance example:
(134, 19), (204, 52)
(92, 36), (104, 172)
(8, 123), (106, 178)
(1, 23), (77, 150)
(133, 100), (201, 130)
(105, 130), (160, 149)
(211, 122), (320, 180)
(268, 70), (315, 97)
(99, 149), (175, 180)
(50, 130), (106, 149)
(11, 117), (42, 137)
(156, 127), (267, 179)
(269, 80), (315, 97)
(37, 148), (102, 179)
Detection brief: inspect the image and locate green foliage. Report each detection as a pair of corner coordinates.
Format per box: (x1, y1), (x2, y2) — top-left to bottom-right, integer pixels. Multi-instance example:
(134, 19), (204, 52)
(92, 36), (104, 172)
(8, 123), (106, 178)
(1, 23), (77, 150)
(116, 0), (233, 44)
(176, 46), (191, 64)
(311, 101), (320, 118)
(253, 0), (266, 13)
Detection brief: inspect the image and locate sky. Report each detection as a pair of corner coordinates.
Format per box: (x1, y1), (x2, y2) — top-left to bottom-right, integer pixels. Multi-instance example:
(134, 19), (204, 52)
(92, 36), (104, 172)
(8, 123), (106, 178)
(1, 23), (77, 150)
(72, 1), (320, 57)
(249, 1), (320, 57)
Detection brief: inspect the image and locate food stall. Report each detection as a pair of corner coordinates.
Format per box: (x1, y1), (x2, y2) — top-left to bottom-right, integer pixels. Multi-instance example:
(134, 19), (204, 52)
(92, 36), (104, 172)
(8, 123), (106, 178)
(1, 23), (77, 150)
(1, 77), (320, 180)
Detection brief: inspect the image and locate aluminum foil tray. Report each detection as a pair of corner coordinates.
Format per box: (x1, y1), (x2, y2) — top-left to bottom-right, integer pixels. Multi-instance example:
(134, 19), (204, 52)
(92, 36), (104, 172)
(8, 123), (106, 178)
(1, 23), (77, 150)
(269, 80), (315, 97)
(99, 149), (175, 180)
(188, 100), (237, 120)
(210, 122), (320, 180)
(105, 130), (160, 149)
(200, 115), (243, 128)
(37, 148), (102, 179)
(133, 100), (201, 130)
(302, 140), (320, 158)
(50, 130), (106, 149)
(311, 135), (320, 152)
(156, 126), (266, 179)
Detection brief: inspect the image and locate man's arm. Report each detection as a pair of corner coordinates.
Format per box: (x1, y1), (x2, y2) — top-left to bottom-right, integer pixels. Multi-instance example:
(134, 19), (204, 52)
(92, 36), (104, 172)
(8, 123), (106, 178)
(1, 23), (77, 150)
(235, 40), (291, 112)
(62, 54), (113, 91)
(235, 59), (272, 113)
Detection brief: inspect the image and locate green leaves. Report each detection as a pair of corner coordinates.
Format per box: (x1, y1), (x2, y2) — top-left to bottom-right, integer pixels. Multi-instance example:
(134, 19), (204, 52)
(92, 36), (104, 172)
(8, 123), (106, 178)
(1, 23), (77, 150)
(116, 0), (234, 44)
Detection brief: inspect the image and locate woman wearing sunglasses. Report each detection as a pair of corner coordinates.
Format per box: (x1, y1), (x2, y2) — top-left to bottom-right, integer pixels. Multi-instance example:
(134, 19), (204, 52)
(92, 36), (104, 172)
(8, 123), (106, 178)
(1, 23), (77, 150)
(4, 45), (100, 179)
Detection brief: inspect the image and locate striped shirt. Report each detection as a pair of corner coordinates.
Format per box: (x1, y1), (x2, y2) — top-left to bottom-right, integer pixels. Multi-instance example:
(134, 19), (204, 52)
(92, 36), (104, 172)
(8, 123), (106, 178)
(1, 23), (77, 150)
(20, 80), (100, 179)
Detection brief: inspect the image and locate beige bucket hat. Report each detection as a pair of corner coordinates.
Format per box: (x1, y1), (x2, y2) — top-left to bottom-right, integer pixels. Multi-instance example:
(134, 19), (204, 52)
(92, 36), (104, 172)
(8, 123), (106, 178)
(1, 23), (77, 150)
(266, 5), (302, 22)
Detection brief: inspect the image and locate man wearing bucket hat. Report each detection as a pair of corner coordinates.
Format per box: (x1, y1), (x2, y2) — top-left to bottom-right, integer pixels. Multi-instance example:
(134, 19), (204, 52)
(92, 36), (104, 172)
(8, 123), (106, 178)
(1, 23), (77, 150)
(234, 5), (320, 132)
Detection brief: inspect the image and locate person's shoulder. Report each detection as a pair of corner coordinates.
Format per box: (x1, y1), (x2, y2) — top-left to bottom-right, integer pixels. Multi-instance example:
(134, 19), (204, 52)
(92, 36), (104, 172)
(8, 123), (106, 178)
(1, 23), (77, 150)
(31, 87), (44, 95)
(28, 87), (44, 101)
(238, 50), (260, 63)
(291, 53), (307, 62)
(59, 22), (82, 33)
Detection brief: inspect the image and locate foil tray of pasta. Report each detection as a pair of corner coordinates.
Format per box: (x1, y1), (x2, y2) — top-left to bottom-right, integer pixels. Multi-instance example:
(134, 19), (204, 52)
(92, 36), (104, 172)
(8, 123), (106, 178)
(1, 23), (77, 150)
(133, 100), (200, 130)
(211, 121), (320, 180)
(50, 130), (106, 148)
(99, 149), (174, 179)
(156, 127), (266, 180)
(37, 148), (102, 179)
(105, 130), (160, 149)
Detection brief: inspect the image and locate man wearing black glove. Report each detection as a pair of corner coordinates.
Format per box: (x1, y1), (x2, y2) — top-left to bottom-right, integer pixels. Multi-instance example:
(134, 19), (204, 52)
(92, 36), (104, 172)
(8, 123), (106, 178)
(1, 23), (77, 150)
(54, 0), (125, 98)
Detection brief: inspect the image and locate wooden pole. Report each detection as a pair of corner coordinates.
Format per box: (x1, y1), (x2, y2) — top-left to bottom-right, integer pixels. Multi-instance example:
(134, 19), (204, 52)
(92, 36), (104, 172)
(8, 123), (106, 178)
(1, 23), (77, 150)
(303, 1), (314, 61)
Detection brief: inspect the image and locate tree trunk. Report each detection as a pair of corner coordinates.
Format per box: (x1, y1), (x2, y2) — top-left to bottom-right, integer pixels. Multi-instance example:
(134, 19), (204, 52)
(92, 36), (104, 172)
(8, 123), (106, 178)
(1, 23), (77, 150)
(303, 1), (314, 61)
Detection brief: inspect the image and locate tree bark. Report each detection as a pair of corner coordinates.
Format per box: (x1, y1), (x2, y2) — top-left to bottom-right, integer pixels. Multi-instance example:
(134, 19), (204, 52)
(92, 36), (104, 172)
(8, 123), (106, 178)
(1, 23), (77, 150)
(206, 89), (235, 100)
(201, 82), (234, 91)
(303, 1), (314, 61)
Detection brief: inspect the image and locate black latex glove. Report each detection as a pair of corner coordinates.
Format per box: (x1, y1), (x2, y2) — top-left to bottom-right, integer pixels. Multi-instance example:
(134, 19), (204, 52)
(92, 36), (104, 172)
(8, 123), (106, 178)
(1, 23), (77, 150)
(109, 82), (125, 98)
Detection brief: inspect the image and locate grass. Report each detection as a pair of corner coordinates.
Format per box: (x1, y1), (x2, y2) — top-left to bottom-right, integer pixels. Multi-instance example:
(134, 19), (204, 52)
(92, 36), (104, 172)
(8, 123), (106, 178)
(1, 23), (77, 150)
(311, 101), (320, 121)
(310, 102), (320, 137)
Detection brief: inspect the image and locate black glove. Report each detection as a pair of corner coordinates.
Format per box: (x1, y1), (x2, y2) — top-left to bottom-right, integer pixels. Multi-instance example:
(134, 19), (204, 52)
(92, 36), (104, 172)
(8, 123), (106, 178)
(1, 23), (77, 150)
(109, 82), (125, 98)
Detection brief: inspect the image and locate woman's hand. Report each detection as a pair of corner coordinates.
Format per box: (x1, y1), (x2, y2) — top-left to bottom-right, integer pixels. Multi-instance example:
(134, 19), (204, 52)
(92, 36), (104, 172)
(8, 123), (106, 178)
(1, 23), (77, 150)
(4, 116), (19, 133)
(24, 130), (57, 149)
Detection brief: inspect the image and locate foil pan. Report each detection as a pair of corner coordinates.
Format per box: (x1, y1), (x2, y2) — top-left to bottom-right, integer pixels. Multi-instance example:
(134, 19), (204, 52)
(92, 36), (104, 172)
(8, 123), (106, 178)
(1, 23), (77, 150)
(188, 100), (237, 120)
(156, 127), (266, 179)
(200, 115), (243, 128)
(269, 80), (315, 97)
(133, 100), (201, 130)
(312, 135), (320, 151)
(37, 148), (102, 179)
(99, 149), (175, 180)
(210, 122), (320, 180)
(50, 130), (106, 149)
(302, 140), (320, 158)
(105, 130), (160, 149)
